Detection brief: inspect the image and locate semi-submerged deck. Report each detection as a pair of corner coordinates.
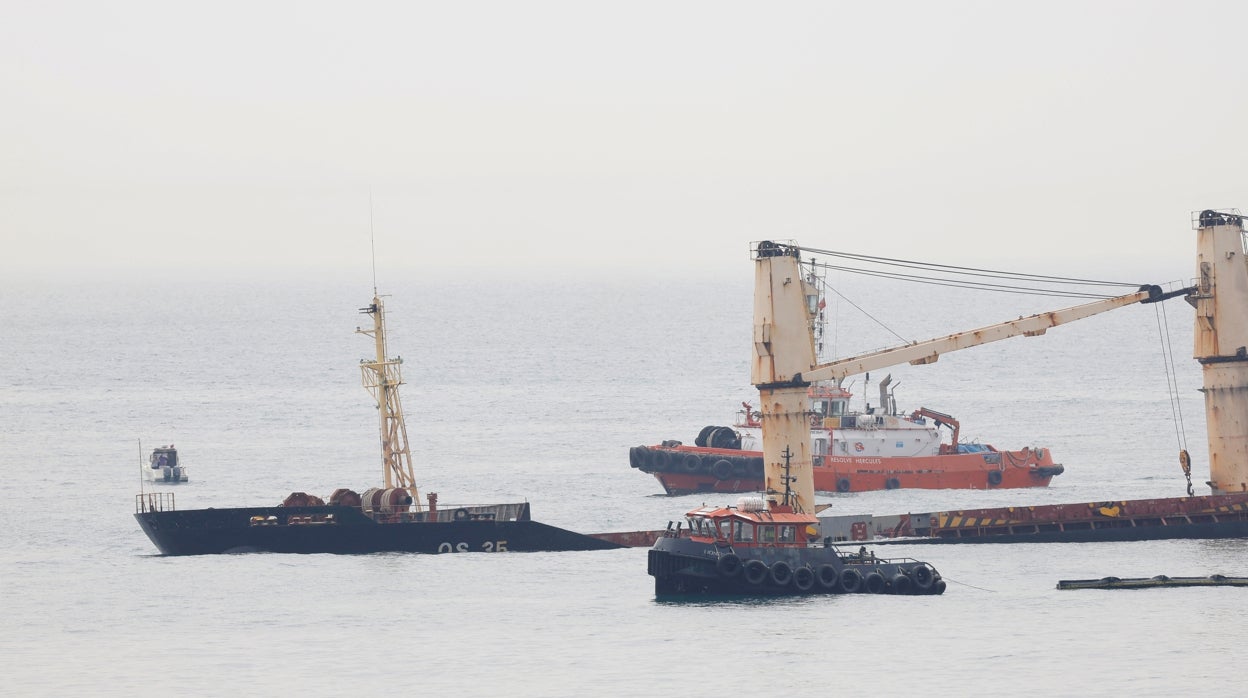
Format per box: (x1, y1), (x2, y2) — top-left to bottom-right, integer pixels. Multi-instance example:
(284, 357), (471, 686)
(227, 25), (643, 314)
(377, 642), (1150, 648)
(819, 492), (1248, 544)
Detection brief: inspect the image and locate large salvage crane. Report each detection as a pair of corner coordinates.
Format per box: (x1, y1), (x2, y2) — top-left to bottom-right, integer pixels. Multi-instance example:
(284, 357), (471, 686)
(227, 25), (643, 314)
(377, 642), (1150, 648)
(1192, 210), (1248, 494)
(751, 241), (1187, 515)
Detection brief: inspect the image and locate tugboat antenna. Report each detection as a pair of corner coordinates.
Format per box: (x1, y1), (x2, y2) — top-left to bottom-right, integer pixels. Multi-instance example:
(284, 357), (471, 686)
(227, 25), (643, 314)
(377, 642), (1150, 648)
(780, 446), (797, 509)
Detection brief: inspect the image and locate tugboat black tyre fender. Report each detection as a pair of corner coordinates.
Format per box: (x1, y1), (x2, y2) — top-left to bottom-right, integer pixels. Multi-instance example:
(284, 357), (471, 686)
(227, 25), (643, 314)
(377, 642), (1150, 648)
(987, 470), (1003, 486)
(792, 566), (816, 592)
(911, 564), (934, 591)
(865, 571), (886, 594)
(840, 567), (863, 593)
(891, 573), (913, 595)
(453, 508), (470, 521)
(680, 453), (702, 473)
(816, 564), (841, 591)
(651, 449), (671, 472)
(769, 561), (793, 586)
(695, 426), (716, 448)
(749, 458), (765, 477)
(731, 459), (749, 478)
(712, 459), (734, 480)
(630, 446), (648, 470)
(716, 553), (743, 578)
(835, 477), (851, 493)
(744, 559), (768, 585)
(885, 477), (900, 490)
(931, 578), (947, 595)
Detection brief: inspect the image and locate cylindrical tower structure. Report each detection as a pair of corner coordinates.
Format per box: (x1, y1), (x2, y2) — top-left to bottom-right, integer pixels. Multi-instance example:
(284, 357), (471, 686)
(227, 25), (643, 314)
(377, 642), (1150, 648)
(751, 242), (821, 513)
(1193, 210), (1248, 494)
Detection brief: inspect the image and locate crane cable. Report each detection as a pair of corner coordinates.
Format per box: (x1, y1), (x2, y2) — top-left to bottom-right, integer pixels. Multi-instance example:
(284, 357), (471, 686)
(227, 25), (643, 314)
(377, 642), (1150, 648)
(800, 245), (1147, 358)
(1155, 302), (1194, 496)
(797, 243), (1197, 493)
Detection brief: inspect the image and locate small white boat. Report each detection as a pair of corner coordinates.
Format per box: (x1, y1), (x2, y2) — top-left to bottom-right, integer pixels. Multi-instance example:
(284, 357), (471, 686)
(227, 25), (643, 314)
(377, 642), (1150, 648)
(145, 445), (188, 483)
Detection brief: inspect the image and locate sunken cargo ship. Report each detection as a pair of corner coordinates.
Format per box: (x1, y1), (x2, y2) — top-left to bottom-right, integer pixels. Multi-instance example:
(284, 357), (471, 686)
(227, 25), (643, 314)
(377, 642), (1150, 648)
(135, 293), (653, 556)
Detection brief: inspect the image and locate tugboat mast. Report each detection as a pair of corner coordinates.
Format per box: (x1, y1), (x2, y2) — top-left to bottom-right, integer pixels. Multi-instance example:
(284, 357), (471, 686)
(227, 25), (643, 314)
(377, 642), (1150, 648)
(358, 296), (420, 504)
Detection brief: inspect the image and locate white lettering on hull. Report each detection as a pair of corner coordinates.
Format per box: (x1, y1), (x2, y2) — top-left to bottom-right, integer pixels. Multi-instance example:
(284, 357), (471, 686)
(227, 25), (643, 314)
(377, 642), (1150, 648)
(436, 540), (509, 553)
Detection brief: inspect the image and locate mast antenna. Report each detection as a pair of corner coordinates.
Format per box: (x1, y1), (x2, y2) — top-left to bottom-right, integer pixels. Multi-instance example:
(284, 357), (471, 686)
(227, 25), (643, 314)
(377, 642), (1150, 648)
(369, 188), (378, 296)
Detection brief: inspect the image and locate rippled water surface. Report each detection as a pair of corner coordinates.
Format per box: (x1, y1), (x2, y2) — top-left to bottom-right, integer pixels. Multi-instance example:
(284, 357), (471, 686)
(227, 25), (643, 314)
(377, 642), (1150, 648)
(2, 268), (1242, 697)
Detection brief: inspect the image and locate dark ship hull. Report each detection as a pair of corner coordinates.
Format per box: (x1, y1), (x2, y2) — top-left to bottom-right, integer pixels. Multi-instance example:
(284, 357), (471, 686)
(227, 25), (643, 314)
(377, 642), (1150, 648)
(648, 534), (946, 597)
(135, 502), (625, 556)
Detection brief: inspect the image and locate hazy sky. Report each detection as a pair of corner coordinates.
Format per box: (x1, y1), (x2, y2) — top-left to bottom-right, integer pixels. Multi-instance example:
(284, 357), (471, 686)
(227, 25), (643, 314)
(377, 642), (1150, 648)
(4, 1), (1247, 281)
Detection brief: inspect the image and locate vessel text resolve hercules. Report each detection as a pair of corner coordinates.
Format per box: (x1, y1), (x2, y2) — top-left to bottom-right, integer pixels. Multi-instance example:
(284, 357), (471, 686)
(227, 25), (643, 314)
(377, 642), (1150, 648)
(631, 382), (1063, 495)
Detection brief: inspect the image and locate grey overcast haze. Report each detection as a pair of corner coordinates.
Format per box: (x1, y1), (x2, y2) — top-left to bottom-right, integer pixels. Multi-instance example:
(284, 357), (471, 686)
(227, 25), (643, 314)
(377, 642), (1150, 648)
(3, 0), (1247, 282)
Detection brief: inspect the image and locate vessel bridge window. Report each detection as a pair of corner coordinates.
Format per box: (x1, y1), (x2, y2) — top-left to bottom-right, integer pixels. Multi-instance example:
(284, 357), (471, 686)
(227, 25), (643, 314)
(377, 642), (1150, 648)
(732, 520), (755, 543)
(811, 399), (847, 417)
(778, 525), (796, 543)
(759, 525), (776, 544)
(689, 517), (724, 540)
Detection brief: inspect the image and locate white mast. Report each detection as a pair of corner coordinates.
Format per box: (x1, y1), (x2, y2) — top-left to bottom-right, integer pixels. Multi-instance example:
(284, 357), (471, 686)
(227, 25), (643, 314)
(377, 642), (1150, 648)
(358, 296), (420, 504)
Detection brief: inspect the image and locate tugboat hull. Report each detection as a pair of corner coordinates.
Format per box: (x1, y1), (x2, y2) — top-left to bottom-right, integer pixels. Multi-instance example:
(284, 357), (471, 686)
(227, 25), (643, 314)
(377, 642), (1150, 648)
(135, 504), (624, 556)
(648, 535), (945, 597)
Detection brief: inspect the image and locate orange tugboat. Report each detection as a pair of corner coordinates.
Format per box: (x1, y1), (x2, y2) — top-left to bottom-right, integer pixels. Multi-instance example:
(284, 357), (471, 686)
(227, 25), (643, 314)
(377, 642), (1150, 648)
(631, 382), (1063, 495)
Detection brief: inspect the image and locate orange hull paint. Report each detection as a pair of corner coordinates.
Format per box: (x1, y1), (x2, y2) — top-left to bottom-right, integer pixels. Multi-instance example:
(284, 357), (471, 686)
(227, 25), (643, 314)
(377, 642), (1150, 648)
(642, 446), (1061, 496)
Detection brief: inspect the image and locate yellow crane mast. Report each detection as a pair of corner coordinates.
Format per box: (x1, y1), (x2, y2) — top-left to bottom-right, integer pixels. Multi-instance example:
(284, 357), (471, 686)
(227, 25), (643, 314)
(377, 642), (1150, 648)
(357, 295), (420, 506)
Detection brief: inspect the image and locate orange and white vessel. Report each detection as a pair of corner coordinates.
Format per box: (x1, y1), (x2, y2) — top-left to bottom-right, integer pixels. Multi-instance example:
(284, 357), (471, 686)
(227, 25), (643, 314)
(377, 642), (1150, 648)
(632, 377), (1062, 496)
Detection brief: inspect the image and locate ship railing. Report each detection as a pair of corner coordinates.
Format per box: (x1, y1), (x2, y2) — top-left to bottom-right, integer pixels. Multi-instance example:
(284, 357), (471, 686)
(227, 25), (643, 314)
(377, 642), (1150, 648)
(840, 551), (926, 566)
(361, 502), (533, 524)
(136, 491), (175, 513)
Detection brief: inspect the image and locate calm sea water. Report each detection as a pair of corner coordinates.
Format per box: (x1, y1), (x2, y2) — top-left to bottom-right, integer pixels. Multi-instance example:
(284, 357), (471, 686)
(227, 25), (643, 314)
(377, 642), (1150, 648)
(2, 266), (1243, 697)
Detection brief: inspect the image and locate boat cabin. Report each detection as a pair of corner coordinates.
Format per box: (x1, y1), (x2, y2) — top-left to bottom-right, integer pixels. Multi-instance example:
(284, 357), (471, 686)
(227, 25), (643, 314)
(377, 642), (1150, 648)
(740, 384), (852, 428)
(150, 446), (178, 469)
(683, 500), (819, 549)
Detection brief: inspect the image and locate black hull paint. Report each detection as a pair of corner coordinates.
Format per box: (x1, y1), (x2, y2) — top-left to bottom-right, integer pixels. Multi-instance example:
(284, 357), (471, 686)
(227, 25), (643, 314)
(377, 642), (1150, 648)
(135, 505), (623, 556)
(648, 536), (945, 597)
